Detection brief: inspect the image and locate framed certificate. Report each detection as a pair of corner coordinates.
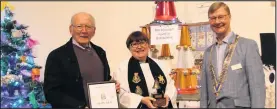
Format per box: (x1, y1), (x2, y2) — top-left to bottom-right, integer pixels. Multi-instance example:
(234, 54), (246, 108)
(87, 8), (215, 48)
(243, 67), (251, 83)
(87, 81), (119, 108)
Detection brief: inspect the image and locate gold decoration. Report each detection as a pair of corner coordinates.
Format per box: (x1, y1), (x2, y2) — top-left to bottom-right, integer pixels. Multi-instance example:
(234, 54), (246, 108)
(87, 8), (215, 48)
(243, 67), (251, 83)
(135, 86), (143, 95)
(176, 45), (181, 50)
(177, 26), (191, 47)
(141, 27), (148, 38)
(158, 44), (173, 60)
(184, 69), (189, 75)
(182, 26), (191, 47)
(172, 68), (185, 89)
(32, 68), (40, 81)
(132, 72), (141, 83)
(150, 47), (158, 52)
(189, 68), (198, 89)
(172, 68), (200, 94)
(1, 1), (15, 12)
(184, 45), (188, 49)
(209, 35), (240, 96)
(169, 69), (177, 80)
(179, 26), (186, 46)
(158, 75), (165, 84)
(177, 26), (195, 51)
(32, 68), (40, 75)
(191, 67), (200, 75)
(191, 46), (196, 51)
(184, 68), (191, 89)
(153, 80), (160, 89)
(20, 56), (26, 62)
(161, 44), (170, 56)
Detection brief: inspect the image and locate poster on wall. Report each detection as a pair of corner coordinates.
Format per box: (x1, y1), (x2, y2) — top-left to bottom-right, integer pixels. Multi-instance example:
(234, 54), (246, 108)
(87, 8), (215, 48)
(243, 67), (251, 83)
(188, 23), (216, 69)
(150, 24), (181, 45)
(189, 24), (216, 51)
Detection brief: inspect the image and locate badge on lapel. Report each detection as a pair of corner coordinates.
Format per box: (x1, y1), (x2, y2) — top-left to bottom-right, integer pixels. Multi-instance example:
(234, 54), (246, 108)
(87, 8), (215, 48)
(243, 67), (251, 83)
(231, 63), (242, 70)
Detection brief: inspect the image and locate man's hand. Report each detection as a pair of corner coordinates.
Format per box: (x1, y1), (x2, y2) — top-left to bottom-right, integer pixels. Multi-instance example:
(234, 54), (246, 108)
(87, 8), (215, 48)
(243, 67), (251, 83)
(115, 81), (120, 93)
(161, 94), (169, 108)
(141, 97), (156, 108)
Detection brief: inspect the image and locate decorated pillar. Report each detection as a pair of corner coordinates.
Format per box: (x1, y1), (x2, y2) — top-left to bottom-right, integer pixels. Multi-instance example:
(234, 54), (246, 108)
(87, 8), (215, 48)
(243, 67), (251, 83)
(152, 1), (181, 60)
(172, 25), (199, 95)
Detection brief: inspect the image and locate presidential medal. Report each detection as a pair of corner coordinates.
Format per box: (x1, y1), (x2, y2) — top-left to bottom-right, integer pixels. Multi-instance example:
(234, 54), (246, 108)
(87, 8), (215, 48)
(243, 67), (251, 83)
(209, 35), (240, 96)
(214, 91), (219, 96)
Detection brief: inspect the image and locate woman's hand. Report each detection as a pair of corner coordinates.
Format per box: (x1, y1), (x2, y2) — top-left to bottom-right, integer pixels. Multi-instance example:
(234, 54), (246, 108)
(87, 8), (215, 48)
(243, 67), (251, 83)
(141, 97), (156, 108)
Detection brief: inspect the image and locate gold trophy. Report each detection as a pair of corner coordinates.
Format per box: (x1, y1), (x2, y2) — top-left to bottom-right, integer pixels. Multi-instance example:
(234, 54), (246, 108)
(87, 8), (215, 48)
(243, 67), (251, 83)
(151, 79), (166, 107)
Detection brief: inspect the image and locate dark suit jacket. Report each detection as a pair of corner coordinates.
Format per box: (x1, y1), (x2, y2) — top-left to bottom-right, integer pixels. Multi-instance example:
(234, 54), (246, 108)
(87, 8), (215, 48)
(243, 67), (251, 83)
(43, 38), (111, 108)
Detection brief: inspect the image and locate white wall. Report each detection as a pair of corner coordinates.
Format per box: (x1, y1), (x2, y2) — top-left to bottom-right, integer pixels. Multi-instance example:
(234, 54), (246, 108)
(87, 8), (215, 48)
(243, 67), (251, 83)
(2, 1), (274, 81)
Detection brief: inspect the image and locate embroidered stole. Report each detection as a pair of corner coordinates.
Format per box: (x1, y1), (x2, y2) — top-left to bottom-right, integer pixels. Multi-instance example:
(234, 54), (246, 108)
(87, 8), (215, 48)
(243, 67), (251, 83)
(209, 34), (240, 96)
(128, 56), (167, 97)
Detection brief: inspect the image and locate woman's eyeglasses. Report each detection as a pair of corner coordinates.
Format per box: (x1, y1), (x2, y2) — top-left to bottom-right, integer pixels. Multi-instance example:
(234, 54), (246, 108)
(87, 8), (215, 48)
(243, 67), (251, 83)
(130, 41), (147, 48)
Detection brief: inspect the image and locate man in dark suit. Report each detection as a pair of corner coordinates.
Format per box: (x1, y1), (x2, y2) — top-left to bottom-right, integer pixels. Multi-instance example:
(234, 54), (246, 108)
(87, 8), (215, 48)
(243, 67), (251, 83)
(43, 12), (120, 108)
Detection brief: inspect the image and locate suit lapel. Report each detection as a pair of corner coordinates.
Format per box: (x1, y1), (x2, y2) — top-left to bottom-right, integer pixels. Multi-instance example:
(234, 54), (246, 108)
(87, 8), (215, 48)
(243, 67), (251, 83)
(65, 38), (81, 78)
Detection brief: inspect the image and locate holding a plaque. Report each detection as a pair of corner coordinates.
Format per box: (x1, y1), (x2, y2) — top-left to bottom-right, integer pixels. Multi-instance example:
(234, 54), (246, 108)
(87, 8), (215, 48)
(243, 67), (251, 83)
(87, 81), (119, 108)
(43, 12), (121, 108)
(113, 31), (177, 108)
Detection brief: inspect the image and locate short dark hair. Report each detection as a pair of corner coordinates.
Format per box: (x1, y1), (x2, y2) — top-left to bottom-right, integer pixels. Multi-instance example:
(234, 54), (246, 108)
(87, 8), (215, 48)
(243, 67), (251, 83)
(126, 31), (150, 48)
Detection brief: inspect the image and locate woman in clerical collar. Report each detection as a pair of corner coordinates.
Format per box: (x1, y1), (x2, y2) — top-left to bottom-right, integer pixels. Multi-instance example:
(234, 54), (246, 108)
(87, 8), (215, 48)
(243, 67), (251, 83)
(113, 31), (177, 108)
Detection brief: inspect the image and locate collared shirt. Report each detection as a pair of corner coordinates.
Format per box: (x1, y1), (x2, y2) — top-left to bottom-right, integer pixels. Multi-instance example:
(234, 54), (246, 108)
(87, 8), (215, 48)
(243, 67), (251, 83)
(72, 38), (92, 50)
(216, 31), (233, 77)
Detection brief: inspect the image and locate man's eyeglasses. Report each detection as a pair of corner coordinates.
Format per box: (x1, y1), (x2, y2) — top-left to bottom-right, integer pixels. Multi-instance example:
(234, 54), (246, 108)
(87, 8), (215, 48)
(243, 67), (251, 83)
(130, 41), (147, 48)
(72, 24), (95, 31)
(208, 14), (229, 22)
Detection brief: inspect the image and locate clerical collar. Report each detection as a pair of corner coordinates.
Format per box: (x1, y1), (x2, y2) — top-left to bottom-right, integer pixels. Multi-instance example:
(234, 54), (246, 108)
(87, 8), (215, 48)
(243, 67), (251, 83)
(72, 38), (91, 50)
(138, 57), (150, 64)
(215, 31), (233, 45)
(139, 61), (148, 64)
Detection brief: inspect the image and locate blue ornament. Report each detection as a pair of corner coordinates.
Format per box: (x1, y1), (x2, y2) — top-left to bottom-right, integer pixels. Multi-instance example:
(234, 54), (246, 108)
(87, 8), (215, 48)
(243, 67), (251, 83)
(13, 81), (21, 87)
(1, 32), (8, 44)
(21, 103), (32, 108)
(1, 60), (8, 76)
(11, 101), (19, 108)
(1, 100), (10, 108)
(25, 55), (34, 64)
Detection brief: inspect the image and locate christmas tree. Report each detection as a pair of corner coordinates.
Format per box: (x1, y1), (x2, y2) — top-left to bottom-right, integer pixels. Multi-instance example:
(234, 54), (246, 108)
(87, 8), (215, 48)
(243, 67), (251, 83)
(1, 6), (51, 108)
